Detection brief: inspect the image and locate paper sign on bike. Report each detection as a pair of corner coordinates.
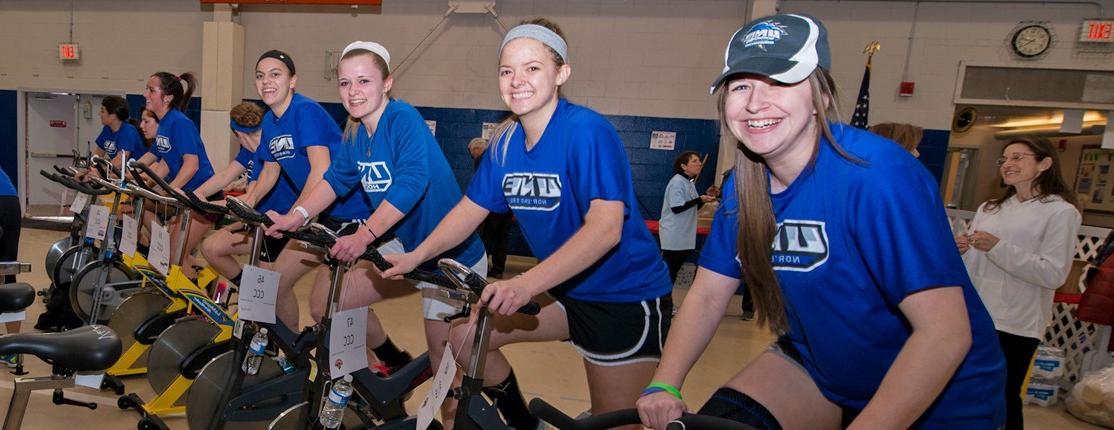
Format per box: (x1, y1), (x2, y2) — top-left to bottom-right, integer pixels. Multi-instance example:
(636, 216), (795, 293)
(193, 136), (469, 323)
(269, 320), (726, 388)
(85, 205), (110, 240)
(149, 221), (171, 275)
(328, 307), (368, 378)
(70, 193), (89, 213)
(119, 215), (138, 256)
(0, 311), (25, 324)
(238, 265), (280, 324)
(417, 344), (457, 430)
(75, 372), (105, 390)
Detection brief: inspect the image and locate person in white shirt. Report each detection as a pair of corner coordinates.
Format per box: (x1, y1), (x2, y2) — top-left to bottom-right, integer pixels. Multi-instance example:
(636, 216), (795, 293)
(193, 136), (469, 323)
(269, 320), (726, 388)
(958, 136), (1081, 430)
(659, 151), (715, 286)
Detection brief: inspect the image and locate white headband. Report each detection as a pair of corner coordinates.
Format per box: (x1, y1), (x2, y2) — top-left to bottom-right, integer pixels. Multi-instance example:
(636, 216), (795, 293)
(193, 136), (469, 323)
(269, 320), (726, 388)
(341, 41), (392, 73)
(500, 24), (568, 63)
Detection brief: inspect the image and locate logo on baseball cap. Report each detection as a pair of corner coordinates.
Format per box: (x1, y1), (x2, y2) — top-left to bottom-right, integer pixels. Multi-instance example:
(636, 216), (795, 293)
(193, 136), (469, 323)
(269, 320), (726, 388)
(710, 14), (830, 93)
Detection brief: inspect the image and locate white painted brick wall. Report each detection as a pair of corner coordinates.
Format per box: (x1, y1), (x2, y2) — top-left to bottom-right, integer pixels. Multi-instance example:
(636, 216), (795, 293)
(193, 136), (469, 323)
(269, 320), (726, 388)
(0, 0), (1111, 130)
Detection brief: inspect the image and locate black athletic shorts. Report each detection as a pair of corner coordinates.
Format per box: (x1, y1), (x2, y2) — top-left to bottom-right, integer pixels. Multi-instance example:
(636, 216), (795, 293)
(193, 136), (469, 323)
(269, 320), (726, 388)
(555, 293), (672, 366)
(258, 235), (291, 263)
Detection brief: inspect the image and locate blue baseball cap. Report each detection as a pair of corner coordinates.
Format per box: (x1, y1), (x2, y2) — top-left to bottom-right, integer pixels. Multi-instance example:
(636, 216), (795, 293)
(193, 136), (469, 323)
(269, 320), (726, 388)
(710, 14), (831, 93)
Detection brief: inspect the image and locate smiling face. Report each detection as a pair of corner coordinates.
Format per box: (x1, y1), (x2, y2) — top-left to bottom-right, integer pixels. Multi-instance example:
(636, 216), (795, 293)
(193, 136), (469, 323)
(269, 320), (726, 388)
(142, 76), (172, 117)
(139, 110), (159, 139)
(999, 142), (1051, 192)
(255, 58), (296, 109)
(722, 74), (819, 167)
(498, 38), (569, 121)
(337, 52), (392, 127)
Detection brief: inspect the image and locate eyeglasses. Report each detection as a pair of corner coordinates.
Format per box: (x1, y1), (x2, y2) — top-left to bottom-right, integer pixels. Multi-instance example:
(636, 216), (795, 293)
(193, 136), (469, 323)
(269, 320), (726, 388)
(995, 153), (1038, 166)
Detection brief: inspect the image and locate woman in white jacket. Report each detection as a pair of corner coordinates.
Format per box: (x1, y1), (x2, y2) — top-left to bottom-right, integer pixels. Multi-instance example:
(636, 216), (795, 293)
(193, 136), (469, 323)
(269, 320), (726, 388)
(958, 136), (1081, 430)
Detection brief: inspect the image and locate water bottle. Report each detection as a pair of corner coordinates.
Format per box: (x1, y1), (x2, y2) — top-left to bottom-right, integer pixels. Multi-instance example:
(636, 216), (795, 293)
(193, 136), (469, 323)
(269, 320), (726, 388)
(241, 327), (269, 375)
(273, 354), (295, 374)
(319, 374), (354, 429)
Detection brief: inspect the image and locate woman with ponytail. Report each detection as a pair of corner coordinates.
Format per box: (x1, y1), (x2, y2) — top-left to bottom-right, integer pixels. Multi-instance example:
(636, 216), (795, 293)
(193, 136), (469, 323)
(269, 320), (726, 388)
(135, 72), (216, 277)
(94, 95), (145, 170)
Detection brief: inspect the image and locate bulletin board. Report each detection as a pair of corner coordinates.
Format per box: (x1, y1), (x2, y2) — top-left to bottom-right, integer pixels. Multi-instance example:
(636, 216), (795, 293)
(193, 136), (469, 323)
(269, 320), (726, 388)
(1076, 146), (1114, 212)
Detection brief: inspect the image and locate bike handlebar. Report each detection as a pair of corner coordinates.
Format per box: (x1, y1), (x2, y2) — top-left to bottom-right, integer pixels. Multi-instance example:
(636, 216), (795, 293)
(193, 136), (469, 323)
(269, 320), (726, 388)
(528, 399), (755, 430)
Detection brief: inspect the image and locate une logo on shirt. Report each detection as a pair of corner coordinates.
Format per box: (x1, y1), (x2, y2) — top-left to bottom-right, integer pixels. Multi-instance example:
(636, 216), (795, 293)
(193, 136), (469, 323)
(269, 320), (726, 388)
(268, 135), (295, 160)
(502, 173), (562, 211)
(358, 161), (391, 193)
(104, 140), (117, 153)
(155, 135), (171, 153)
(771, 219), (829, 272)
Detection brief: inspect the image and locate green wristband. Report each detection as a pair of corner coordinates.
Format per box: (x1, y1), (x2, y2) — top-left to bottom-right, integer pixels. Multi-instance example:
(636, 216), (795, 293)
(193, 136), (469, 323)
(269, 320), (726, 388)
(646, 382), (682, 400)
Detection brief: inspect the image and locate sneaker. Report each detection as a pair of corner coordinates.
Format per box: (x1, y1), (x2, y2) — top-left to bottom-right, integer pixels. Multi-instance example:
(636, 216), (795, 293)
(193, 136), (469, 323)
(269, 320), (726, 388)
(741, 310), (755, 321)
(0, 353), (18, 368)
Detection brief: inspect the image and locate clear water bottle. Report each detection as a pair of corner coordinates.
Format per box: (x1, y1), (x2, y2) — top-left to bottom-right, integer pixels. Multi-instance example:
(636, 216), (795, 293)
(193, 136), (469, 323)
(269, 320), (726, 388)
(273, 354), (295, 374)
(319, 374), (354, 429)
(241, 327), (269, 375)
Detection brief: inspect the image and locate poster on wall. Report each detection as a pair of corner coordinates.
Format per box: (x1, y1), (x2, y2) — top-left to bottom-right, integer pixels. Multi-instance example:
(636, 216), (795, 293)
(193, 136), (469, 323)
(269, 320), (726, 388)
(1076, 147), (1114, 212)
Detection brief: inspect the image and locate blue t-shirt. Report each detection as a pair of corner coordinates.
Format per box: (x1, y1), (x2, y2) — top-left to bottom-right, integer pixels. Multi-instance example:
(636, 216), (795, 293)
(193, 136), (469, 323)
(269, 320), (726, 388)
(257, 93), (368, 220)
(699, 124), (1005, 428)
(152, 109), (215, 192)
(95, 123), (146, 161)
(323, 100), (483, 270)
(467, 99), (671, 303)
(233, 146), (296, 214)
(0, 165), (15, 196)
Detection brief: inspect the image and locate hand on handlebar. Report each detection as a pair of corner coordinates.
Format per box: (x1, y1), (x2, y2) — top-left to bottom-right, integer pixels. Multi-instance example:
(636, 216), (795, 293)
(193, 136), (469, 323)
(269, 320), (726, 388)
(481, 277), (535, 316)
(380, 252), (421, 280)
(637, 391), (689, 430)
(265, 210), (303, 238)
(329, 228), (375, 263)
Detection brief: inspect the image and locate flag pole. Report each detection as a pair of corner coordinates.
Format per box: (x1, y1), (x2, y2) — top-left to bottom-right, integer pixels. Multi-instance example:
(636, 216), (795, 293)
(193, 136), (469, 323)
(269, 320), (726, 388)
(850, 41), (880, 129)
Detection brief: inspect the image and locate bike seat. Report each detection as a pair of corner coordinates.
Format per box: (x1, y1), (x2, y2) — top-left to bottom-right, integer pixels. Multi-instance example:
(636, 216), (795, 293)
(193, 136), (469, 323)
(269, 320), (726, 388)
(0, 325), (122, 371)
(0, 282), (35, 313)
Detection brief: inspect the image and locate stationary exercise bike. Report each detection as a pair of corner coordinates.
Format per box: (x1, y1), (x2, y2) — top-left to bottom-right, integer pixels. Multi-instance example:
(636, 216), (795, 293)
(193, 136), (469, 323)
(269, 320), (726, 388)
(0, 261), (123, 430)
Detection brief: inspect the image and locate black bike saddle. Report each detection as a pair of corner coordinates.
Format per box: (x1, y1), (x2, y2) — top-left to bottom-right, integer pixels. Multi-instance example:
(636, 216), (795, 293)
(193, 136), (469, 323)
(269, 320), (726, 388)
(0, 325), (122, 371)
(0, 282), (34, 313)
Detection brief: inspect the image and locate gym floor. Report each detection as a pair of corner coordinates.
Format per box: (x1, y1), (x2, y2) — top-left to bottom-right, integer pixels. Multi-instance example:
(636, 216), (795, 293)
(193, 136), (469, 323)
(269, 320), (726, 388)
(0, 227), (1101, 429)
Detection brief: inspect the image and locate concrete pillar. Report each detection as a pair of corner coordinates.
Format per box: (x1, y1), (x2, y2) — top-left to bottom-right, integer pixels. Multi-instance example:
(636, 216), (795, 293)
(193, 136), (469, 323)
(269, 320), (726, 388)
(200, 4), (244, 171)
(714, 0), (781, 181)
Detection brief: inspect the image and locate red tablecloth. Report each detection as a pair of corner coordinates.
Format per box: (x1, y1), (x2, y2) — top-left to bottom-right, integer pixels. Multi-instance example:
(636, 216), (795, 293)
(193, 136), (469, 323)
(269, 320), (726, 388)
(645, 220), (710, 236)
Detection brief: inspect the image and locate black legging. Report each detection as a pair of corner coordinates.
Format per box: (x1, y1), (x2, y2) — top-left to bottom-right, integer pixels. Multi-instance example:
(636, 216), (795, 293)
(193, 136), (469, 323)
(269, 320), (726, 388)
(998, 330), (1040, 430)
(0, 195), (20, 284)
(662, 249), (692, 285)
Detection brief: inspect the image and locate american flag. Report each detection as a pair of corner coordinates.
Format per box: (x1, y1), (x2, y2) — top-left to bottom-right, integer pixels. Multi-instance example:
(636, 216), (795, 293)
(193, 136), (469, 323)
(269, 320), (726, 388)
(850, 57), (871, 129)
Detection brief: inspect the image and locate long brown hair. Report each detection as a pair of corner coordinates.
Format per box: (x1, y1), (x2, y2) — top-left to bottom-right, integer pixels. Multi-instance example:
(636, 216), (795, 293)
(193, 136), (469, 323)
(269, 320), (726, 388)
(338, 49), (391, 145)
(984, 137), (1078, 212)
(151, 72), (197, 112)
(490, 17), (567, 165)
(724, 69), (855, 334)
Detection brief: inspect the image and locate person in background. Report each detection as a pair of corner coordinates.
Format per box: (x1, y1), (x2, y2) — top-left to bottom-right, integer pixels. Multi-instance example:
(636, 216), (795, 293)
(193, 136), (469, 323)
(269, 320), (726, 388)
(659, 151), (715, 286)
(0, 164), (20, 367)
(869, 122), (924, 158)
(93, 95), (146, 170)
(470, 136), (514, 279)
(958, 137), (1081, 430)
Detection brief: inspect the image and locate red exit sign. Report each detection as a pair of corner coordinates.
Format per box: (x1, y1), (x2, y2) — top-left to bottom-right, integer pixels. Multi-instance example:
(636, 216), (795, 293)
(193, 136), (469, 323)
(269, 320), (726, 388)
(58, 43), (80, 60)
(1080, 20), (1114, 43)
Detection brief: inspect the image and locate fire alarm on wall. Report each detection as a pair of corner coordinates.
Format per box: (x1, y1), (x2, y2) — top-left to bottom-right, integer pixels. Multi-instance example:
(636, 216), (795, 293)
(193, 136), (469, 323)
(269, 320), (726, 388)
(899, 81), (915, 97)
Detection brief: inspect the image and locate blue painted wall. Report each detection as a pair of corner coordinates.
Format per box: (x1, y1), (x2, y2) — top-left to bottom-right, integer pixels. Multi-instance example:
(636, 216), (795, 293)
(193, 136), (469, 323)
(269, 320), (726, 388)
(917, 129), (950, 186)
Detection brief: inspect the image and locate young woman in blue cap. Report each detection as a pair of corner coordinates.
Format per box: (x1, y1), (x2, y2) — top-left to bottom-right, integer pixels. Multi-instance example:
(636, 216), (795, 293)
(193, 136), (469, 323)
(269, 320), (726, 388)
(637, 14), (1005, 430)
(266, 41), (485, 386)
(383, 18), (673, 430)
(135, 71), (216, 278)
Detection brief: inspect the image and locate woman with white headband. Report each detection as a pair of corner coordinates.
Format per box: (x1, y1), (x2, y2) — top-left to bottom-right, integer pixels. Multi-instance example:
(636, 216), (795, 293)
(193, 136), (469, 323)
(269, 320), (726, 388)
(267, 41), (486, 386)
(384, 18), (673, 430)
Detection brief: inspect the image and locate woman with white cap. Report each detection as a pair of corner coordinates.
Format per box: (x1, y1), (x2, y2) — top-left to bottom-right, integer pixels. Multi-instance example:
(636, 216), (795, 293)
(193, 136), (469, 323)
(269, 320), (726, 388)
(266, 40), (486, 385)
(383, 18), (673, 430)
(636, 14), (1006, 430)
